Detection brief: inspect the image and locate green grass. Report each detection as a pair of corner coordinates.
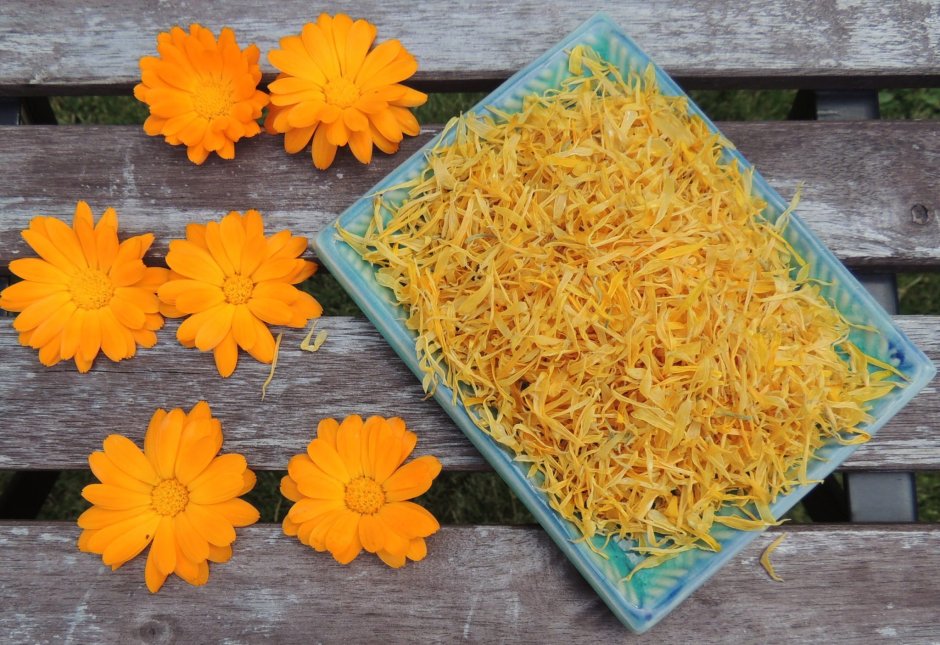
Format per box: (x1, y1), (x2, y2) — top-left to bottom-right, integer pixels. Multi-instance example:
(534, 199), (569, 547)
(0, 88), (935, 526)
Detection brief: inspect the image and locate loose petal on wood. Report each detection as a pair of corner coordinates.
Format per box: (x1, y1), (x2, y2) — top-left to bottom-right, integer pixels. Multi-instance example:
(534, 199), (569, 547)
(0, 523), (938, 641)
(0, 122), (938, 269)
(0, 316), (936, 471)
(1, 1), (940, 93)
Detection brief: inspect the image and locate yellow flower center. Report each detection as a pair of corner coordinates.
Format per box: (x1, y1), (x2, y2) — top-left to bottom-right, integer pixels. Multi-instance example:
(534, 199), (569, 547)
(324, 77), (360, 108)
(69, 268), (114, 310)
(193, 79), (235, 119)
(151, 479), (189, 517)
(222, 275), (254, 304)
(344, 477), (385, 515)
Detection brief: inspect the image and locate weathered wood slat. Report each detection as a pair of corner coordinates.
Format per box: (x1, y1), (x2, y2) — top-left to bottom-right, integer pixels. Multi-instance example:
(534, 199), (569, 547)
(0, 316), (936, 471)
(2, 1), (940, 93)
(0, 121), (938, 269)
(1, 522), (938, 641)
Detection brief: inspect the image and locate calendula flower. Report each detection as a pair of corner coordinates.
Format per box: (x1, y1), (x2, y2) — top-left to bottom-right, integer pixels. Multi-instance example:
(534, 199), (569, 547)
(281, 415), (442, 567)
(158, 210), (322, 377)
(0, 202), (167, 372)
(265, 13), (427, 169)
(77, 402), (259, 593)
(134, 24), (269, 164)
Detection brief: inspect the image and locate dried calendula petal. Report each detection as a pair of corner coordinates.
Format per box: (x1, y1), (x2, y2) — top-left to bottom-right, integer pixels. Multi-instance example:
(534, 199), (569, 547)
(343, 46), (895, 559)
(261, 332), (283, 401)
(760, 533), (787, 582)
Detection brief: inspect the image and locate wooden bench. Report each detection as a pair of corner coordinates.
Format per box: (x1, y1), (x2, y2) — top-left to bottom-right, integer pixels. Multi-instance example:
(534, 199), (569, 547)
(2, 2), (939, 640)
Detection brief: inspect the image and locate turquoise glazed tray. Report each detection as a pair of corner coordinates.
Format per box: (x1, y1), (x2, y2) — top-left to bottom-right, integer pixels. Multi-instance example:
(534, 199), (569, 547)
(315, 13), (936, 633)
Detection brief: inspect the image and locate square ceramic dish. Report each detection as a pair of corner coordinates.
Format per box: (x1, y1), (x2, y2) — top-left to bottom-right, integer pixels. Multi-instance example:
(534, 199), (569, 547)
(314, 13), (936, 633)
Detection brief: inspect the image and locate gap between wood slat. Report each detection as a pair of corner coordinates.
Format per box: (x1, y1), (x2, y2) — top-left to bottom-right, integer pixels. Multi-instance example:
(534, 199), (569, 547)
(0, 316), (936, 471)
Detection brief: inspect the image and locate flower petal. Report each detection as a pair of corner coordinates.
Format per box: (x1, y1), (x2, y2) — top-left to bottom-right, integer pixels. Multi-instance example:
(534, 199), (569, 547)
(209, 497), (259, 527)
(382, 455), (442, 502)
(306, 438), (351, 483)
(151, 516), (177, 575)
(378, 501), (440, 539)
(102, 513), (160, 568)
(82, 483), (151, 510)
(174, 511), (210, 562)
(185, 503), (237, 546)
(326, 510), (363, 565)
(188, 453), (248, 504)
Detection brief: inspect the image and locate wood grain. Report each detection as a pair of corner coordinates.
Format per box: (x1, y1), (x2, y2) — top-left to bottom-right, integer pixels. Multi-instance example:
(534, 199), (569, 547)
(1, 1), (940, 93)
(0, 316), (936, 471)
(1, 522), (938, 641)
(1, 121), (939, 270)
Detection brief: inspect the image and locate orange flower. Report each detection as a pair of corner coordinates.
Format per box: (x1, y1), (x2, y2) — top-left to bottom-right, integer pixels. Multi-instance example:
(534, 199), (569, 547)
(158, 210), (322, 377)
(281, 415), (442, 567)
(135, 24), (269, 164)
(77, 402), (259, 593)
(0, 201), (167, 372)
(265, 13), (427, 169)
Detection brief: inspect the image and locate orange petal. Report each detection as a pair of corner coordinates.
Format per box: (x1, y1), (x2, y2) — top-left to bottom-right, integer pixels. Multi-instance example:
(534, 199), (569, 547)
(287, 454), (345, 499)
(378, 501), (440, 539)
(194, 304), (235, 351)
(209, 498), (260, 527)
(287, 497), (343, 525)
(188, 453), (248, 504)
(358, 512), (386, 553)
(103, 434), (159, 484)
(174, 512), (210, 563)
(82, 483), (150, 510)
(88, 451), (152, 494)
(232, 304), (257, 350)
(145, 544), (169, 593)
(311, 124), (337, 169)
(348, 128), (373, 164)
(152, 407), (186, 479)
(307, 438), (351, 483)
(185, 503), (236, 546)
(101, 513), (160, 568)
(406, 537), (428, 562)
(326, 510), (363, 564)
(317, 417), (342, 447)
(166, 240), (225, 285)
(382, 455), (442, 501)
(280, 475), (303, 502)
(151, 516), (177, 575)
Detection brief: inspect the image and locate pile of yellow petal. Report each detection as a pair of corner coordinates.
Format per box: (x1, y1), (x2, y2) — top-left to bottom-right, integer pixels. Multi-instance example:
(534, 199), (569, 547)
(343, 46), (897, 560)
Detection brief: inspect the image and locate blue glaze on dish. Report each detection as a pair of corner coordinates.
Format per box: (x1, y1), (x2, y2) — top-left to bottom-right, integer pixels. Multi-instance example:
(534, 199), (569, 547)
(315, 14), (936, 633)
